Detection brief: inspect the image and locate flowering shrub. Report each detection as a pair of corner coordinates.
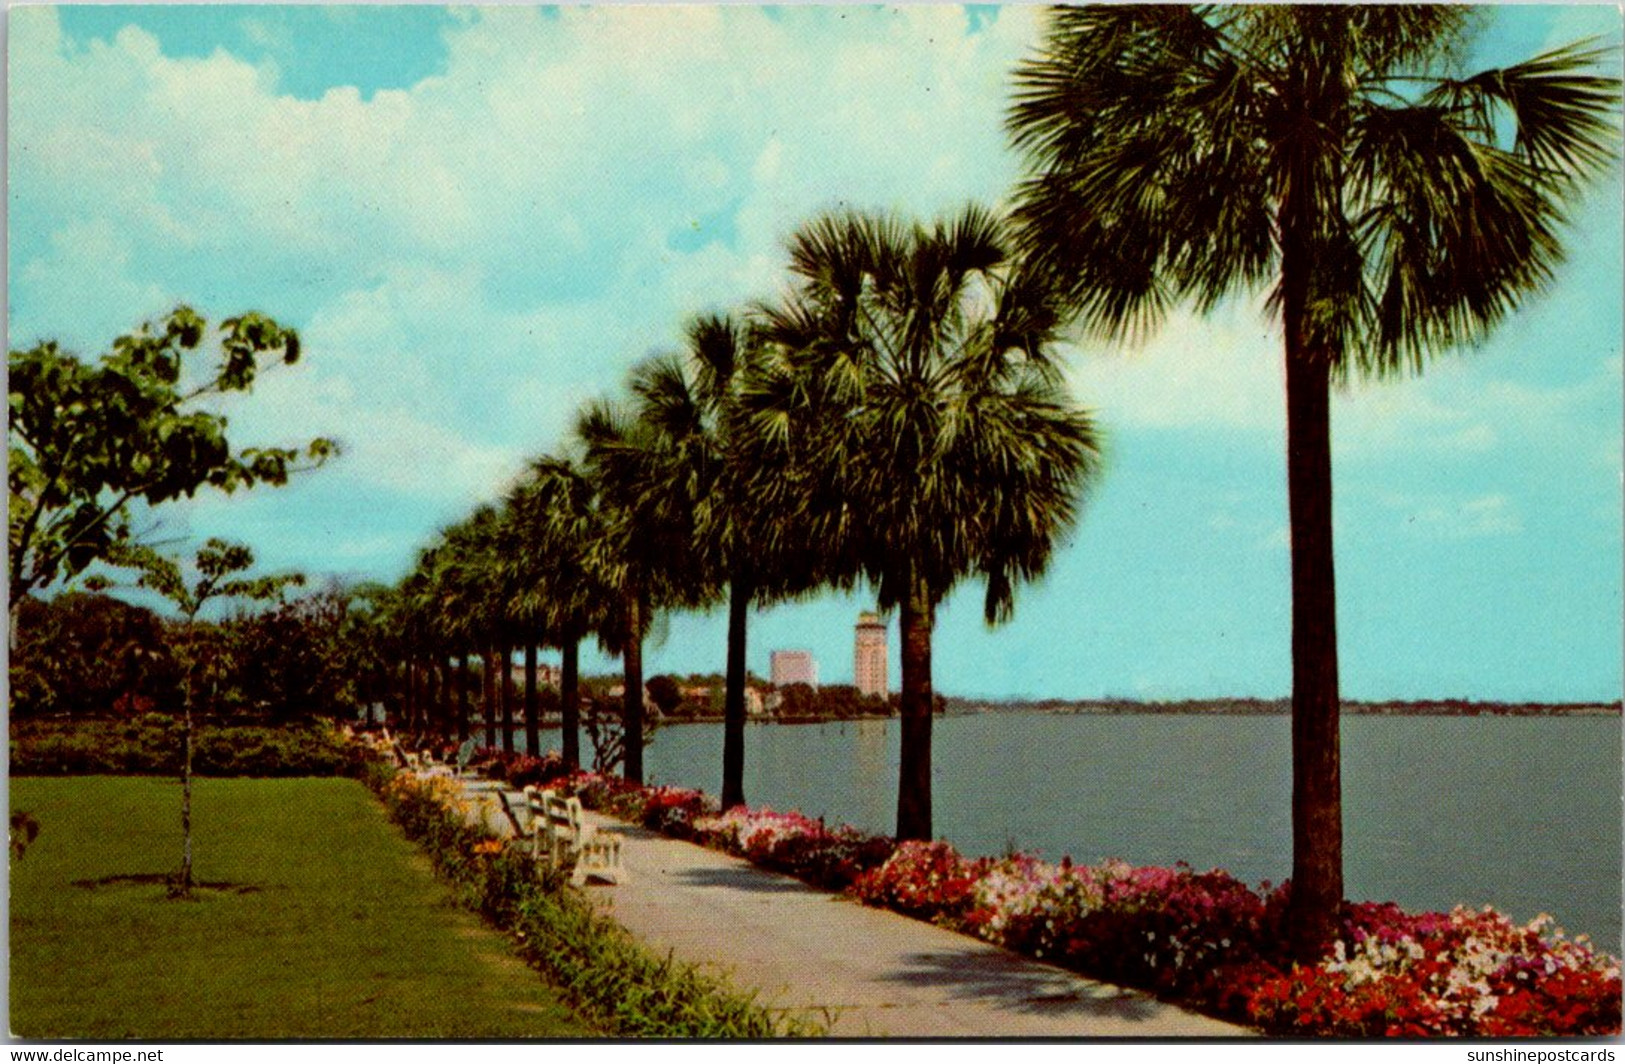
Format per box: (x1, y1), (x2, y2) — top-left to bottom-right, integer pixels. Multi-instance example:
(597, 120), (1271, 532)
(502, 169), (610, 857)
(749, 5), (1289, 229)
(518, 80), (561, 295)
(1248, 905), (1623, 1037)
(637, 786), (717, 840)
(360, 724), (1620, 1043)
(560, 771), (644, 817)
(542, 768), (1621, 1038)
(480, 750), (572, 789)
(689, 807), (896, 890)
(850, 840), (989, 922)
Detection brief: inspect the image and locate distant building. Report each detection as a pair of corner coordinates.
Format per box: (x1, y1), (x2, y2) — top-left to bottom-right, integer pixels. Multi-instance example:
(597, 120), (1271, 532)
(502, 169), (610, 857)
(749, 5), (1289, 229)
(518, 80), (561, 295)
(770, 649), (818, 689)
(606, 684), (658, 714)
(746, 686), (768, 717)
(503, 661), (562, 689)
(854, 611), (888, 698)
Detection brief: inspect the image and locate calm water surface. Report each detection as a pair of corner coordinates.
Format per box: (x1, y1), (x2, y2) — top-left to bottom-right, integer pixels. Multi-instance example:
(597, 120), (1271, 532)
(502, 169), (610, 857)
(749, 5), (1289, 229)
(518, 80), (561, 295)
(537, 713), (1622, 951)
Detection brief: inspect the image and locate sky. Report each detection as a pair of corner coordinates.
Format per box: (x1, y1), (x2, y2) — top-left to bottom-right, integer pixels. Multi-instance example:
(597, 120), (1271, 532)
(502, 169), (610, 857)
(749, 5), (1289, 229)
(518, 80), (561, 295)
(8, 4), (1623, 703)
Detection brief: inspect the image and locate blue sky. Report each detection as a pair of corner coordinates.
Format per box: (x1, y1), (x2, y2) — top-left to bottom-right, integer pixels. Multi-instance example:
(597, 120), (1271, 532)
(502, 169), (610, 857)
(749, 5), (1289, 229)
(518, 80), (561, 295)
(9, 5), (1622, 702)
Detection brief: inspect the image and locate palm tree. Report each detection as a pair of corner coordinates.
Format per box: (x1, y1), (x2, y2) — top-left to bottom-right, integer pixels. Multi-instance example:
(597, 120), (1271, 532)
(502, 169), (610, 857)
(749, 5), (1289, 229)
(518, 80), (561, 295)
(1005, 5), (1619, 960)
(423, 522), (491, 743)
(394, 563), (433, 734)
(623, 314), (819, 808)
(440, 504), (510, 750)
(508, 455), (616, 771)
(576, 394), (711, 785)
(487, 498), (544, 758)
(749, 204), (1103, 841)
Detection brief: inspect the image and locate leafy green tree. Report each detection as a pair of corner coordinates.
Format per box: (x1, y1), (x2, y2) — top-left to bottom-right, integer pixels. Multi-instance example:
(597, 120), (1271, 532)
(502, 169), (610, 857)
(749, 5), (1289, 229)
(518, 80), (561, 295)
(97, 539), (301, 897)
(749, 205), (1103, 841)
(646, 674), (685, 717)
(219, 585), (367, 724)
(775, 682), (818, 719)
(9, 307), (335, 611)
(8, 592), (179, 719)
(1005, 5), (1619, 959)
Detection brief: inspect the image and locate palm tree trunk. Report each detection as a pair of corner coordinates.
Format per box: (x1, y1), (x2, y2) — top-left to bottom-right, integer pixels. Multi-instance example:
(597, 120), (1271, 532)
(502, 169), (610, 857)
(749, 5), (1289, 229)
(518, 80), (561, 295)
(561, 635), (581, 769)
(401, 660), (415, 733)
(420, 659), (432, 736)
(721, 575), (750, 810)
(622, 592), (645, 785)
(429, 659), (444, 739)
(482, 646), (498, 748)
(437, 658), (450, 738)
(1281, 191), (1345, 962)
(895, 578), (934, 841)
(456, 652), (470, 744)
(524, 642), (540, 757)
(499, 641), (515, 753)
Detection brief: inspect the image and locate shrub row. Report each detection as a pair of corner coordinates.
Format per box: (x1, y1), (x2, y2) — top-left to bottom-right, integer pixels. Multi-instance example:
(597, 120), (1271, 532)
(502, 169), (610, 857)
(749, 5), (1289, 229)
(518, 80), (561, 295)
(10, 716), (373, 777)
(539, 770), (1622, 1038)
(365, 762), (827, 1038)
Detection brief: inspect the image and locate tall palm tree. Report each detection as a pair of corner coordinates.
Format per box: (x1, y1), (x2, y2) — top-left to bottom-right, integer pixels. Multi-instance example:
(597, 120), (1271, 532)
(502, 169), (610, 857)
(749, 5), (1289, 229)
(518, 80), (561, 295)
(505, 455), (620, 768)
(487, 498), (543, 758)
(749, 204), (1103, 841)
(424, 520), (492, 743)
(576, 394), (710, 785)
(1005, 5), (1619, 960)
(444, 504), (511, 750)
(624, 314), (820, 808)
(508, 457), (598, 770)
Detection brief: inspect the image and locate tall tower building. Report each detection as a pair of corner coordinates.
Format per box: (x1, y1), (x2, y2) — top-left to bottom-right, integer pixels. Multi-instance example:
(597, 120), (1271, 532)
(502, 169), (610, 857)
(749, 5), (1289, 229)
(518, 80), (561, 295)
(770, 649), (818, 689)
(853, 611), (888, 698)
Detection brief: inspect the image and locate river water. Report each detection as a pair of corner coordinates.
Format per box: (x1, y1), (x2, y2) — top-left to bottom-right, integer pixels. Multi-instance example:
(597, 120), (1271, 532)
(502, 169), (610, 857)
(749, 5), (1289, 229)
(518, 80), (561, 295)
(534, 712), (1622, 952)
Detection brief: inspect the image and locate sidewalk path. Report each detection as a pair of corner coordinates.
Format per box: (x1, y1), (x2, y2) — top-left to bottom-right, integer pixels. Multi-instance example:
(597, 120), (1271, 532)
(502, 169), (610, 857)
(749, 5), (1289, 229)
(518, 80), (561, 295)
(456, 778), (1250, 1038)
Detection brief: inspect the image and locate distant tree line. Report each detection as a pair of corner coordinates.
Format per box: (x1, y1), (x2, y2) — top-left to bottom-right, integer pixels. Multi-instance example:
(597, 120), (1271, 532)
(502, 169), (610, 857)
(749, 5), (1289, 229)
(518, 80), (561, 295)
(10, 585), (377, 726)
(946, 697), (1621, 717)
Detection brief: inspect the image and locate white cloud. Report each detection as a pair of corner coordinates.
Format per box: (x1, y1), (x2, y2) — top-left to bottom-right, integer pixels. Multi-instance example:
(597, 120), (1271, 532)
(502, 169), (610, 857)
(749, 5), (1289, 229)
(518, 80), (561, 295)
(10, 5), (1050, 561)
(1061, 294), (1285, 432)
(1336, 353), (1622, 462)
(9, 4), (1619, 589)
(1380, 491), (1525, 540)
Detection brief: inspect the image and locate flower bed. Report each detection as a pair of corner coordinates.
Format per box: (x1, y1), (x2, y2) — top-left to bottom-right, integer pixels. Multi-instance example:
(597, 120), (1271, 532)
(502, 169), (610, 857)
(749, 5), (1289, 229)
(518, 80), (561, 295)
(535, 765), (1620, 1037)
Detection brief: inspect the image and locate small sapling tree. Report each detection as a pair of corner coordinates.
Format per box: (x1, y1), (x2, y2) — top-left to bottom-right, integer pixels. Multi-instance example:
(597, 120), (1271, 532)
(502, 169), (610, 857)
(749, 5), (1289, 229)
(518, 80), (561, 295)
(94, 540), (302, 897)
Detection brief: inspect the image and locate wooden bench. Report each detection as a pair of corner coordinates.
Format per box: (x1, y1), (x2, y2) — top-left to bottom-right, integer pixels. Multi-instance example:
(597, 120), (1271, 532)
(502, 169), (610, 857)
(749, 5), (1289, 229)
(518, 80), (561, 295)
(523, 786), (626, 886)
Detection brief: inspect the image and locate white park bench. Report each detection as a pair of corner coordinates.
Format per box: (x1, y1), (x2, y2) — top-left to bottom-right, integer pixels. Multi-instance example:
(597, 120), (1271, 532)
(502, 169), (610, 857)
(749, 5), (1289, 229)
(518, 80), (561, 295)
(421, 737), (482, 781)
(522, 786), (627, 886)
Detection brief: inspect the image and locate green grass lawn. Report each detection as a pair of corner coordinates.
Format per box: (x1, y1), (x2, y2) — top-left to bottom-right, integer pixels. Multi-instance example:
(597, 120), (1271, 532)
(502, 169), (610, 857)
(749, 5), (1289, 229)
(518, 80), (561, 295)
(10, 776), (595, 1039)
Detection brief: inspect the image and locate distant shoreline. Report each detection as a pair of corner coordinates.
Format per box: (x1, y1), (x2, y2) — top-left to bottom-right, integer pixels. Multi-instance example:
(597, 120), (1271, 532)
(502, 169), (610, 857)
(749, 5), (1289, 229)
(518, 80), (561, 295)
(557, 698), (1622, 728)
(943, 698), (1623, 718)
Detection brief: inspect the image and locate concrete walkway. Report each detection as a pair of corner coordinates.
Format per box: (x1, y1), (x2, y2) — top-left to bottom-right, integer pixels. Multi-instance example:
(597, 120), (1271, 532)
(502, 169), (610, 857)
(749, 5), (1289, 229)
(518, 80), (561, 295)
(455, 778), (1250, 1038)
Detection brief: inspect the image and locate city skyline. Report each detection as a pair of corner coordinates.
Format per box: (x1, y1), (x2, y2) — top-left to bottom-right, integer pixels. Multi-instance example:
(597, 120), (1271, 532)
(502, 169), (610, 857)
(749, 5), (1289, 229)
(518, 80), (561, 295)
(8, 5), (1621, 702)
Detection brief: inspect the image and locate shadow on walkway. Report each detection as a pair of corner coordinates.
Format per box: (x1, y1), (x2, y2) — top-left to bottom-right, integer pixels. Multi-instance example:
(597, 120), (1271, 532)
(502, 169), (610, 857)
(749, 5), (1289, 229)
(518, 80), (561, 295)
(879, 949), (1161, 1022)
(667, 866), (826, 895)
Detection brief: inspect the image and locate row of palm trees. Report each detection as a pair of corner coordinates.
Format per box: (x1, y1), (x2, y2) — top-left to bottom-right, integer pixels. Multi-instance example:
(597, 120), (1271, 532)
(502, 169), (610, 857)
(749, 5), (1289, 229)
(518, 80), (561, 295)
(381, 203), (1104, 829)
(371, 8), (1617, 963)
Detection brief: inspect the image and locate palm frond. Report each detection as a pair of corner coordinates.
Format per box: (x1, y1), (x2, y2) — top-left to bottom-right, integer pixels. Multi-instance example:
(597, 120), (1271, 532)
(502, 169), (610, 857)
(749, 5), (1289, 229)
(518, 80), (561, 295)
(1432, 40), (1621, 181)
